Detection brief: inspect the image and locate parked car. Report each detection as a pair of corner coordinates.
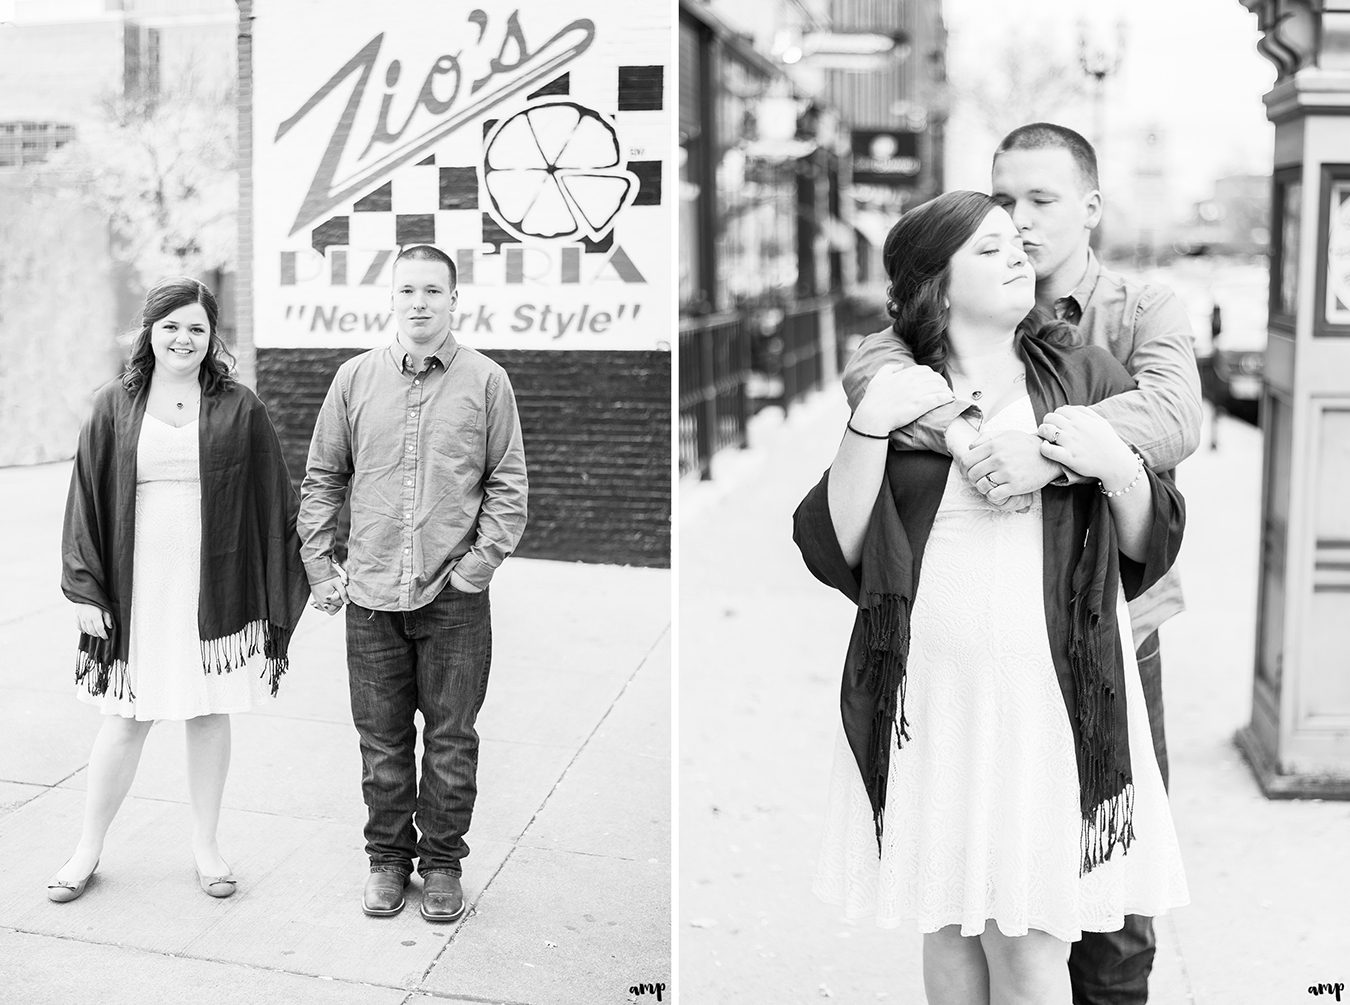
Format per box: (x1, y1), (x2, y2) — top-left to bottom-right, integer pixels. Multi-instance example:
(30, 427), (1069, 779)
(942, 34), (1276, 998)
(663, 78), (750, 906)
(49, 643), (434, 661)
(1200, 265), (1268, 426)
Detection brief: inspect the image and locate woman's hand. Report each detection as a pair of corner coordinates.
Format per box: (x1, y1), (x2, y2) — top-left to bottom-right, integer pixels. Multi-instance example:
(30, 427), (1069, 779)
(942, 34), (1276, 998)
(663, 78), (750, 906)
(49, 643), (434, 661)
(308, 574), (348, 615)
(74, 603), (112, 639)
(850, 363), (955, 436)
(1037, 406), (1138, 488)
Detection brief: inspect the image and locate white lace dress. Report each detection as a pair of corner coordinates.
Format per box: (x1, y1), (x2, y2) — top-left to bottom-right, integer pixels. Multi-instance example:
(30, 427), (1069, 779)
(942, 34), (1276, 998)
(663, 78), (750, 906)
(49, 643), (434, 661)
(813, 396), (1189, 942)
(77, 414), (270, 721)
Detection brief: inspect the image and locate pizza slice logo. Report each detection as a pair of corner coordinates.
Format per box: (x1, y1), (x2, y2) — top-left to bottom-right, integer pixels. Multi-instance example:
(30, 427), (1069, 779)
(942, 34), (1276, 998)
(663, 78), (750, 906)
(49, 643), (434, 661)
(481, 101), (639, 242)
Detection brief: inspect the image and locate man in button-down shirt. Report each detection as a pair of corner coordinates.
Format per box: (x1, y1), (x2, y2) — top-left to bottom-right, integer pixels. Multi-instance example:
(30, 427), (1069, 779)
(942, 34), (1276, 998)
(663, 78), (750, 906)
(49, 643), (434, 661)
(841, 124), (1201, 1005)
(298, 244), (527, 922)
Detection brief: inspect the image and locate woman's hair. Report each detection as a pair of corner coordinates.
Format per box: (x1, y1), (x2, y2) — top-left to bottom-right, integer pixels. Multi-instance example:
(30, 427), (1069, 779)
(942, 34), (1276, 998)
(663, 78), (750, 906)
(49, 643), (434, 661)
(883, 190), (1075, 369)
(122, 276), (236, 397)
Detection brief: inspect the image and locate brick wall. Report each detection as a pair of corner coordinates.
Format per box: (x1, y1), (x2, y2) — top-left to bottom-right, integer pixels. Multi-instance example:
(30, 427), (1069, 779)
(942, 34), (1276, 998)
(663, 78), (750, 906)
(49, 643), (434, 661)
(257, 347), (670, 568)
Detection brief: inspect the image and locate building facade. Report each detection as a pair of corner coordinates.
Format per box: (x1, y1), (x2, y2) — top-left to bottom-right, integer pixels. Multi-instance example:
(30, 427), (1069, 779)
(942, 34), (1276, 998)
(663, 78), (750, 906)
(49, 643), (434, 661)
(678, 0), (947, 477)
(239, 0), (671, 566)
(0, 0), (235, 465)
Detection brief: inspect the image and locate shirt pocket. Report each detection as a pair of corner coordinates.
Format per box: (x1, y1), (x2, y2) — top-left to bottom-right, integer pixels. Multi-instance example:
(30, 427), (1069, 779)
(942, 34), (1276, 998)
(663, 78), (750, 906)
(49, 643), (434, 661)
(429, 401), (486, 467)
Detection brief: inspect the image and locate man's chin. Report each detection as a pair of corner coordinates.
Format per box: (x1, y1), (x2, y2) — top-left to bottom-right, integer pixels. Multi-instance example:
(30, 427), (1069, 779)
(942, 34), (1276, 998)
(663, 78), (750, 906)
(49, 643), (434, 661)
(399, 323), (447, 343)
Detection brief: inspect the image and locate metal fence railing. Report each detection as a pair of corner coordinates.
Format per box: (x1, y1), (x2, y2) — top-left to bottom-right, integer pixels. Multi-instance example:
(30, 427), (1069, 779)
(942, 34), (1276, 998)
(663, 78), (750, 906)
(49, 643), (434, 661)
(678, 313), (752, 481)
(833, 293), (889, 375)
(778, 297), (831, 414)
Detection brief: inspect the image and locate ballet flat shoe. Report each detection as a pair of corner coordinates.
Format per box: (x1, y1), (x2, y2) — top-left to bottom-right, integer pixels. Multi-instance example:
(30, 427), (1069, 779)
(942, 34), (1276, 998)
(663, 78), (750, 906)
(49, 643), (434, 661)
(197, 866), (237, 899)
(47, 858), (99, 903)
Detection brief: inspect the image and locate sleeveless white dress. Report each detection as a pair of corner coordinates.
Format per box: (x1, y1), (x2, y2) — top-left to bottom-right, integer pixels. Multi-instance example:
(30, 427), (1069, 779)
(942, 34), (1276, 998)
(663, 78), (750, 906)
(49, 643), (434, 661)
(77, 414), (270, 721)
(813, 396), (1189, 942)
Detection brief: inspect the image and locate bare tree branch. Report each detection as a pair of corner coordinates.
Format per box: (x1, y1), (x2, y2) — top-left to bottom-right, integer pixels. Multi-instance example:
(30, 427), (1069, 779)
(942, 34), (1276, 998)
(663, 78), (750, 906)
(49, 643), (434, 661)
(947, 20), (1089, 138)
(46, 53), (236, 287)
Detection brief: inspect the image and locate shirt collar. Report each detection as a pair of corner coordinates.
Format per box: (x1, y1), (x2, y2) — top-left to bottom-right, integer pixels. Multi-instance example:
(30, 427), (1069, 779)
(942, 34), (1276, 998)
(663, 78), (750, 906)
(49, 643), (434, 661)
(1053, 249), (1102, 322)
(388, 329), (460, 374)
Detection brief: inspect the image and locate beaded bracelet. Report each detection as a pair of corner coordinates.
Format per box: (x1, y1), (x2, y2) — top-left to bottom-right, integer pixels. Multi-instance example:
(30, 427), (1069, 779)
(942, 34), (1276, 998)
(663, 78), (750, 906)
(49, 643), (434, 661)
(846, 420), (890, 440)
(1101, 451), (1145, 497)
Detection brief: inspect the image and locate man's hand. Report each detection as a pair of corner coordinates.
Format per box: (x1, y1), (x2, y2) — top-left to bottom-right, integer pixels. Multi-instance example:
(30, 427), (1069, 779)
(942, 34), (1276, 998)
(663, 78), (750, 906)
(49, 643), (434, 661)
(309, 574), (348, 615)
(449, 569), (483, 594)
(74, 603), (112, 639)
(964, 430), (1062, 506)
(944, 422), (1031, 512)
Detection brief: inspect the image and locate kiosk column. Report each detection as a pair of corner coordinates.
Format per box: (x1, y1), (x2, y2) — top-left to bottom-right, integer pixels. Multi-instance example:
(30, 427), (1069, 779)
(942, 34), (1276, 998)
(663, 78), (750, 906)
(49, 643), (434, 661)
(1237, 0), (1350, 797)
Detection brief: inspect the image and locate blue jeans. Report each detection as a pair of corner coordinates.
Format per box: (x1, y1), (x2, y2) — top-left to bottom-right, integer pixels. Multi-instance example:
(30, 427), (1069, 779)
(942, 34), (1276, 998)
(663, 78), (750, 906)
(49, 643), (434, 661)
(345, 584), (492, 879)
(1068, 631), (1167, 1004)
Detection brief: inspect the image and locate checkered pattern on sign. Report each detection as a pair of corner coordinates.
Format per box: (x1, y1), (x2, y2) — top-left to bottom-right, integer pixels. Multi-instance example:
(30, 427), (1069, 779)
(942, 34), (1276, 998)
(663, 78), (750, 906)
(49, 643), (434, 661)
(617, 65), (663, 111)
(308, 75), (667, 257)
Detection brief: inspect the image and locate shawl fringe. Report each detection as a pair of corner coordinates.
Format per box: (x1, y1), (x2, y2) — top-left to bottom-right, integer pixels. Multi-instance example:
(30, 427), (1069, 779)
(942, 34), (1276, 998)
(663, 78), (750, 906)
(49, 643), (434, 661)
(861, 592), (911, 853)
(1069, 591), (1136, 874)
(76, 620), (293, 700)
(75, 637), (136, 701)
(200, 619), (294, 697)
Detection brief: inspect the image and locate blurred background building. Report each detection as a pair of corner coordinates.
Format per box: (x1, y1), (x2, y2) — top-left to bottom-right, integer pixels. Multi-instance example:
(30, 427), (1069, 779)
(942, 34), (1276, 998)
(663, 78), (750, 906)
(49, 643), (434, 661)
(679, 0), (948, 479)
(0, 0), (236, 465)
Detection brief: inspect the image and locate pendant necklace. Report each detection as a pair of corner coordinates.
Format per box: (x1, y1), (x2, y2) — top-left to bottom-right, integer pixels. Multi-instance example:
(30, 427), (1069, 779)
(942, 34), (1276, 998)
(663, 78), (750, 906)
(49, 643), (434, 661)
(969, 373), (1025, 401)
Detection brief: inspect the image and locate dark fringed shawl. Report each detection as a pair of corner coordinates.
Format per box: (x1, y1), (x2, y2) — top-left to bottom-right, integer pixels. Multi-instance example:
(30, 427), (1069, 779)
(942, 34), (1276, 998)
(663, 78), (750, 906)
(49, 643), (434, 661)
(792, 338), (1185, 875)
(62, 378), (311, 700)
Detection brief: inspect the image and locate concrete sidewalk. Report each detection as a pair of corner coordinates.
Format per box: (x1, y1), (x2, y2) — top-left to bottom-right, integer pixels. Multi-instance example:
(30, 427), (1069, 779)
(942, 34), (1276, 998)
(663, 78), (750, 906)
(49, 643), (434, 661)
(680, 389), (1350, 1004)
(0, 461), (670, 1005)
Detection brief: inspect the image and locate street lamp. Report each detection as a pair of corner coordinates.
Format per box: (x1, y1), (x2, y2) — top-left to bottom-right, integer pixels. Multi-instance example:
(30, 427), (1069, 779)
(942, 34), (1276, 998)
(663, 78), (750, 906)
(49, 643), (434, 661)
(1078, 18), (1126, 252)
(1077, 18), (1126, 154)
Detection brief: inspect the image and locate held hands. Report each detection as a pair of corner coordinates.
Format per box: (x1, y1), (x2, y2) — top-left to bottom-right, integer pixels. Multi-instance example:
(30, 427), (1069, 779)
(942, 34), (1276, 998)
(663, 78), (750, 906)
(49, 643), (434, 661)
(944, 421), (1034, 513)
(74, 603), (112, 639)
(1037, 406), (1138, 488)
(309, 572), (349, 616)
(850, 363), (955, 437)
(963, 430), (1061, 508)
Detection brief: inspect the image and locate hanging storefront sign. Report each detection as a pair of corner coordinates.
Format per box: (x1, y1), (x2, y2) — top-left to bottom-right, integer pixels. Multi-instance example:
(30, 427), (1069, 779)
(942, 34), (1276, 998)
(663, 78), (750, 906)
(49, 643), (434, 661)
(850, 128), (921, 187)
(251, 2), (669, 349)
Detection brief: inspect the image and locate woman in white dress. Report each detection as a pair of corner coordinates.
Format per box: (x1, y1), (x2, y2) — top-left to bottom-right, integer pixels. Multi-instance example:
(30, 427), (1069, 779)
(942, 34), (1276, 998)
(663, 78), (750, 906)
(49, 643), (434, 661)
(792, 191), (1188, 1004)
(50, 277), (309, 903)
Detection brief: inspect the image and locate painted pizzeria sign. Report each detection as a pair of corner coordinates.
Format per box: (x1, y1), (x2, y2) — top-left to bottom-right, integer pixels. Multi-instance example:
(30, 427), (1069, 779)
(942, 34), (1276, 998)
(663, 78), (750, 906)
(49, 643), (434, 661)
(482, 101), (639, 243)
(251, 3), (669, 349)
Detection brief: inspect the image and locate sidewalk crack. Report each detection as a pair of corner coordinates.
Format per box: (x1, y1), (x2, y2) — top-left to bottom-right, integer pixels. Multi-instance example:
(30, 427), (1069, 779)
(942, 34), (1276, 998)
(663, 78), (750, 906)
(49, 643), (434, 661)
(414, 623), (670, 986)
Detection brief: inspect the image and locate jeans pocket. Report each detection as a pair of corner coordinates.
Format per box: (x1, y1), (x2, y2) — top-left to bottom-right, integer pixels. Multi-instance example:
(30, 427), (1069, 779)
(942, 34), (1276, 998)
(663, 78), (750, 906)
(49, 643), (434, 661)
(445, 574), (485, 599)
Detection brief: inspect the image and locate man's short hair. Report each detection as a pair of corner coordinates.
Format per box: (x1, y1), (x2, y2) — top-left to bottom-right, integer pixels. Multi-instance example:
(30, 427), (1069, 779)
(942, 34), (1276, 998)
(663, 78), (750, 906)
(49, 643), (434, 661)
(996, 123), (1099, 193)
(394, 244), (458, 290)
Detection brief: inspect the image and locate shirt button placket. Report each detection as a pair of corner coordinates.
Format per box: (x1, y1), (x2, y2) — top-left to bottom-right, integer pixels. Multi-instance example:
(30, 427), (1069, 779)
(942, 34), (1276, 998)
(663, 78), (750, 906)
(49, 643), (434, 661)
(403, 371), (421, 608)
